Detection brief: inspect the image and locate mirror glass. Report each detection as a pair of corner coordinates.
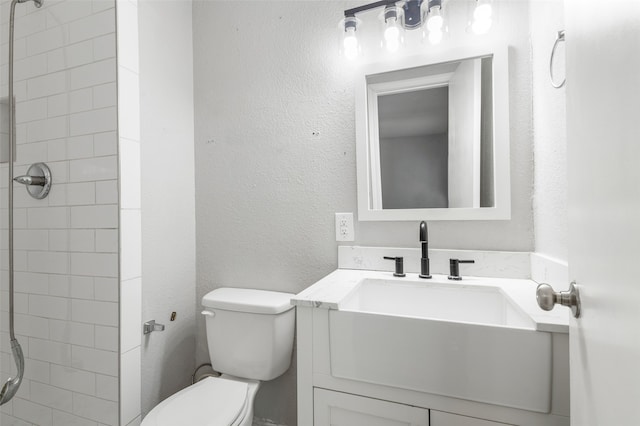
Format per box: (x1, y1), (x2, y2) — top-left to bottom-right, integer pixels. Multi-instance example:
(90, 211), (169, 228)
(356, 46), (510, 221)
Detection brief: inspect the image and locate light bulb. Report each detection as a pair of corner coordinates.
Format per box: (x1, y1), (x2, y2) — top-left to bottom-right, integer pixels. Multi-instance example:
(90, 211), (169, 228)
(426, 6), (443, 32)
(474, 1), (492, 21)
(386, 38), (400, 53)
(471, 0), (492, 34)
(471, 17), (492, 34)
(428, 29), (443, 45)
(340, 16), (360, 60)
(381, 7), (402, 54)
(384, 22), (400, 42)
(343, 28), (359, 60)
(384, 19), (401, 52)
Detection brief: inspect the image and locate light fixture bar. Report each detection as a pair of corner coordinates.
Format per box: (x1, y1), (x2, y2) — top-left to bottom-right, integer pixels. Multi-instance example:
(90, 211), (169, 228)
(344, 0), (397, 18)
(339, 0), (496, 60)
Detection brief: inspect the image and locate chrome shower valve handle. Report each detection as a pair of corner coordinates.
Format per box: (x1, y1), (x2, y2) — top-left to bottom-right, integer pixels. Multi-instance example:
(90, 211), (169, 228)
(14, 175), (46, 186)
(13, 162), (52, 199)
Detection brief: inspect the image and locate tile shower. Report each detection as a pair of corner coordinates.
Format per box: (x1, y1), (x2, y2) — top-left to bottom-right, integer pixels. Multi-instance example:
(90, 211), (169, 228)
(0, 0), (142, 424)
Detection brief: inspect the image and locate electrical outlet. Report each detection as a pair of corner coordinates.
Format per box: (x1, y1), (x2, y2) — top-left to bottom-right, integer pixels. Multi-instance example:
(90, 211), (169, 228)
(335, 212), (354, 241)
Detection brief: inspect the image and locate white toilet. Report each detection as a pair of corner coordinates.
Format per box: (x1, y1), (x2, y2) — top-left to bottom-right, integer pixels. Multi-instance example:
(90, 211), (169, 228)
(142, 288), (296, 426)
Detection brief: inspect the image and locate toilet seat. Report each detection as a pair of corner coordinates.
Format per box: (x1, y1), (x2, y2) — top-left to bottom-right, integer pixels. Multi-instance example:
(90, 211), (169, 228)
(141, 377), (250, 426)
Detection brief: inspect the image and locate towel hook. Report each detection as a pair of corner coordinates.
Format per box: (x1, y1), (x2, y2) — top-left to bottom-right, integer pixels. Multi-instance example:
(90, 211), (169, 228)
(550, 30), (566, 89)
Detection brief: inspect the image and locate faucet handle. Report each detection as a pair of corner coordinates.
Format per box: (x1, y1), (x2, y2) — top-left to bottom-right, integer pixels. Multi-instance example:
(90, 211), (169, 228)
(383, 256), (406, 277)
(448, 259), (475, 280)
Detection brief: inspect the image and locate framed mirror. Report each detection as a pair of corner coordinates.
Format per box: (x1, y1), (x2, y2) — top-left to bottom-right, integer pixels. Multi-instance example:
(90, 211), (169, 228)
(355, 45), (510, 221)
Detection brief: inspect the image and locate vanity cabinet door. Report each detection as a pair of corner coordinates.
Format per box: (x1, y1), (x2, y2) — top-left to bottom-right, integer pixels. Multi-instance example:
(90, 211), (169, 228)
(430, 411), (515, 426)
(314, 388), (429, 426)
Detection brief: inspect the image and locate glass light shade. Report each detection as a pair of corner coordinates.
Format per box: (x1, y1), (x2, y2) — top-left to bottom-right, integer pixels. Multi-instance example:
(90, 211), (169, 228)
(380, 7), (403, 54)
(474, 0), (492, 20)
(385, 38), (400, 53)
(343, 27), (359, 60)
(340, 16), (360, 60)
(471, 17), (492, 34)
(428, 29), (443, 44)
(426, 6), (443, 32)
(383, 18), (401, 52)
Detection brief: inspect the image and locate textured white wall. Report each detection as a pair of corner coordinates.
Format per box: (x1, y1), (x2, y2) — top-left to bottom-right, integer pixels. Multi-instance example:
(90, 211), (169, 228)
(138, 0), (196, 419)
(531, 0), (567, 262)
(193, 3), (352, 423)
(193, 1), (534, 424)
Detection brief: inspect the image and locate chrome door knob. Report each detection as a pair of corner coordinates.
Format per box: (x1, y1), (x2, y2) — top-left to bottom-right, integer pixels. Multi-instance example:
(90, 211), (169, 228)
(536, 281), (581, 318)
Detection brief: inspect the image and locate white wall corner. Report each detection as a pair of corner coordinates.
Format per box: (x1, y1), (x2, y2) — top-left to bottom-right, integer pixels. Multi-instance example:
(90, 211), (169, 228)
(117, 0), (143, 424)
(530, 252), (569, 289)
(121, 346), (142, 426)
(126, 416), (142, 426)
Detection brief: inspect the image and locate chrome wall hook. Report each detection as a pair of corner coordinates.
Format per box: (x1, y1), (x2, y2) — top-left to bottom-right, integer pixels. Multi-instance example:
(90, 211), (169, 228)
(13, 162), (52, 199)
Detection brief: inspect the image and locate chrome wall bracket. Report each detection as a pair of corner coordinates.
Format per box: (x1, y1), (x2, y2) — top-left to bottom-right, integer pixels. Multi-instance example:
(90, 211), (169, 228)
(536, 281), (581, 318)
(13, 162), (52, 199)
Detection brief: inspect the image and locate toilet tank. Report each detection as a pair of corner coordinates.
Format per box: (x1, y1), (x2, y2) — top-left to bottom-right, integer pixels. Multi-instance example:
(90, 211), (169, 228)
(202, 288), (295, 381)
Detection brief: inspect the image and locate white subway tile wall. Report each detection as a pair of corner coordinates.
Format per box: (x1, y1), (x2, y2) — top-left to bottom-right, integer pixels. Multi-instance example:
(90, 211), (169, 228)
(0, 1), (120, 425)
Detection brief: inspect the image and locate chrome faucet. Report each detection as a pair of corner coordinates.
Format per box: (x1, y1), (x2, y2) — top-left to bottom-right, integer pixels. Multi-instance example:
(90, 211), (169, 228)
(419, 221), (431, 279)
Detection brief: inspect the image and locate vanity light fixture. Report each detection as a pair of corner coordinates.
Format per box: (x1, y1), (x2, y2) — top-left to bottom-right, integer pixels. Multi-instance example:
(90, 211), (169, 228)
(339, 0), (446, 59)
(341, 0), (426, 59)
(471, 0), (492, 34)
(340, 0), (496, 59)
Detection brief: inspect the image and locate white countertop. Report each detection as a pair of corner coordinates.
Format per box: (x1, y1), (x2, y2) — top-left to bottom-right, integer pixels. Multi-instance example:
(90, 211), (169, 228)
(291, 269), (569, 333)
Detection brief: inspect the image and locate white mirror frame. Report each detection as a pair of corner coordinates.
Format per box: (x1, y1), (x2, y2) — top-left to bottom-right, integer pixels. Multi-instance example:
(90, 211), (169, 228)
(355, 44), (510, 221)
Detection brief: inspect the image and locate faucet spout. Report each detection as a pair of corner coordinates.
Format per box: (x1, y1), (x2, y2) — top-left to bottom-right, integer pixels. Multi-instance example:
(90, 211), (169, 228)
(419, 221), (431, 279)
(419, 221), (428, 242)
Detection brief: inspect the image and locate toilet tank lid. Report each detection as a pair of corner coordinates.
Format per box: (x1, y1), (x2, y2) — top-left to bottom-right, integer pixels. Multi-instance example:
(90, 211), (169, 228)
(202, 288), (295, 314)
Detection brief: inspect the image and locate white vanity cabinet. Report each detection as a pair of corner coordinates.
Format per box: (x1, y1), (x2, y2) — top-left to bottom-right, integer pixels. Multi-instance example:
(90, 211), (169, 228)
(430, 411), (514, 426)
(296, 302), (569, 426)
(314, 388), (518, 426)
(314, 388), (429, 426)
(313, 389), (514, 426)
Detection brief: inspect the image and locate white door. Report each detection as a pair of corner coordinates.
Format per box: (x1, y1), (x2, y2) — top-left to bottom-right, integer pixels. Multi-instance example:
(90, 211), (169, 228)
(565, 0), (640, 424)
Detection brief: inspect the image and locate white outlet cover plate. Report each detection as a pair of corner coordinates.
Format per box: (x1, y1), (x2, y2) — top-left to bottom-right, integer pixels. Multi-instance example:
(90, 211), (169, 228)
(335, 212), (354, 242)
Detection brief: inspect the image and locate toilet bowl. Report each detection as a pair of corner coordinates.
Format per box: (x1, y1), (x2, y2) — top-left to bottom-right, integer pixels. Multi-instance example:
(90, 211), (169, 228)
(142, 288), (295, 426)
(141, 375), (259, 426)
